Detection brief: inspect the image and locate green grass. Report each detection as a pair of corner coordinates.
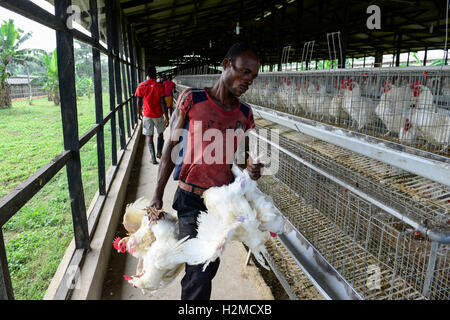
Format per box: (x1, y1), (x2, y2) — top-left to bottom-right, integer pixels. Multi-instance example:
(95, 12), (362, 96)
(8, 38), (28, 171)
(0, 94), (121, 299)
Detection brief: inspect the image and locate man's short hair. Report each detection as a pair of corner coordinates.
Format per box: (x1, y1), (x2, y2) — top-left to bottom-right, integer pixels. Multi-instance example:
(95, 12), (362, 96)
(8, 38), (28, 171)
(224, 42), (259, 61)
(168, 74), (172, 80)
(147, 65), (157, 78)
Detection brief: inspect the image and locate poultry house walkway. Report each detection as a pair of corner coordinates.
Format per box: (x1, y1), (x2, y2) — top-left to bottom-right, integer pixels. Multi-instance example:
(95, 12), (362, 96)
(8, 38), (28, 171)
(101, 127), (275, 300)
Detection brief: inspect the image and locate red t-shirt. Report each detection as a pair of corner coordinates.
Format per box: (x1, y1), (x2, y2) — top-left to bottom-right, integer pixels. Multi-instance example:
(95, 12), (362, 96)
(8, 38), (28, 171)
(173, 87), (255, 189)
(135, 78), (165, 118)
(163, 80), (176, 97)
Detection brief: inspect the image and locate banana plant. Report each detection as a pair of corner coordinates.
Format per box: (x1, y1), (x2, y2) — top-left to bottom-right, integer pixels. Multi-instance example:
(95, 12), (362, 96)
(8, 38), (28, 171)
(31, 49), (59, 105)
(0, 19), (43, 108)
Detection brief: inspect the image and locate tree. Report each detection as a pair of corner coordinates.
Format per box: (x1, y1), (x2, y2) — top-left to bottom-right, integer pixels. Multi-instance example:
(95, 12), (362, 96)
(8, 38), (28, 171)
(40, 49), (59, 105)
(0, 19), (43, 108)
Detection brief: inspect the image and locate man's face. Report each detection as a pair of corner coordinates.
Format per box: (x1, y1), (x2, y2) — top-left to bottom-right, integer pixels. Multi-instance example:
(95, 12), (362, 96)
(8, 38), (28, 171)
(223, 50), (260, 97)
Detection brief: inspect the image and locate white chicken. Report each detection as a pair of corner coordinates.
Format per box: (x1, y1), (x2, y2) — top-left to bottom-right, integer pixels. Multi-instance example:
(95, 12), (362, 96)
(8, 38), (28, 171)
(113, 198), (188, 292)
(411, 83), (434, 109)
(398, 117), (418, 145)
(342, 80), (376, 130)
(175, 159), (290, 271)
(277, 77), (292, 113)
(329, 79), (349, 121)
(410, 106), (450, 152)
(312, 82), (333, 120)
(375, 84), (414, 137)
(409, 82), (450, 152)
(305, 82), (317, 116)
(125, 214), (187, 292)
(113, 198), (157, 274)
(297, 80), (310, 114)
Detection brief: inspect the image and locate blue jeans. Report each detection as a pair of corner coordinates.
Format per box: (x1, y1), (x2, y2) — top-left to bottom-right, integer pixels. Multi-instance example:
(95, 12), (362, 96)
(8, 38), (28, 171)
(172, 187), (220, 300)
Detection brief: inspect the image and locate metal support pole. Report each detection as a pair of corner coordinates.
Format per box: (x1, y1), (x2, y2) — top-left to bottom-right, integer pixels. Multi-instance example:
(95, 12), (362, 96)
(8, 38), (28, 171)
(395, 32), (402, 67)
(423, 241), (438, 298)
(90, 0), (106, 196)
(55, 0), (90, 250)
(423, 47), (428, 66)
(375, 50), (383, 67)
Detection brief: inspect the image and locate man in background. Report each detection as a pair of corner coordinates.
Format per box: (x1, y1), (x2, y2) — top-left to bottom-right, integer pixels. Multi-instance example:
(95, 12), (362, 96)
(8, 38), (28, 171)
(135, 66), (169, 164)
(163, 74), (176, 118)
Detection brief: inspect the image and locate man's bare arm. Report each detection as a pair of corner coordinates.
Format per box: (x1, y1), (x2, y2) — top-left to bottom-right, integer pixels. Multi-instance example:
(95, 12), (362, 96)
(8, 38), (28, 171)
(242, 134), (263, 181)
(160, 96), (169, 126)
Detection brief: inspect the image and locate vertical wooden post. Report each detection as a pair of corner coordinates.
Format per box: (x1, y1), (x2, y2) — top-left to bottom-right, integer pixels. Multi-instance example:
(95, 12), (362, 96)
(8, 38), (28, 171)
(105, 0), (117, 165)
(55, 0), (90, 250)
(111, 0), (126, 150)
(118, 14), (131, 138)
(128, 24), (138, 125)
(121, 17), (135, 128)
(89, 0), (106, 196)
(0, 230), (14, 300)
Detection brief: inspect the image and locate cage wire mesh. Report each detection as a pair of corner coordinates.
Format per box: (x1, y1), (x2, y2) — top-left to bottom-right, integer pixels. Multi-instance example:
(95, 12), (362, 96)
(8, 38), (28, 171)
(255, 122), (449, 299)
(176, 66), (450, 156)
(174, 69), (450, 299)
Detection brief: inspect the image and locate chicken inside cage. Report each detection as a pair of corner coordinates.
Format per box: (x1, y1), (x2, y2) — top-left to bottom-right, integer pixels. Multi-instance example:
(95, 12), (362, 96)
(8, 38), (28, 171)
(235, 68), (450, 155)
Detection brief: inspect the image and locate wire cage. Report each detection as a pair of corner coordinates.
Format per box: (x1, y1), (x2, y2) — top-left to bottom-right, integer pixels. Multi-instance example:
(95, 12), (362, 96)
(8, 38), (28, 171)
(176, 66), (450, 156)
(173, 75), (449, 300)
(253, 124), (449, 300)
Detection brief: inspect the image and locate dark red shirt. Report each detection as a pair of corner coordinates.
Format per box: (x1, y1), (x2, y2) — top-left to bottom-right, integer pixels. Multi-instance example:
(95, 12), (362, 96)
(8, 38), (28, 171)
(163, 80), (176, 97)
(135, 78), (165, 118)
(173, 87), (255, 189)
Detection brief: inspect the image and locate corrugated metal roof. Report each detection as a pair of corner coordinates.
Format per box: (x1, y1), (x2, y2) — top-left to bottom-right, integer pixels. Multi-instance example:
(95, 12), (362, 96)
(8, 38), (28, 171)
(45, 0), (448, 67)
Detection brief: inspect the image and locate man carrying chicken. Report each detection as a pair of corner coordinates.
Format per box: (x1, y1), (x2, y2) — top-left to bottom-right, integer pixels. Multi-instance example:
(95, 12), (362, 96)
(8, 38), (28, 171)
(149, 42), (263, 300)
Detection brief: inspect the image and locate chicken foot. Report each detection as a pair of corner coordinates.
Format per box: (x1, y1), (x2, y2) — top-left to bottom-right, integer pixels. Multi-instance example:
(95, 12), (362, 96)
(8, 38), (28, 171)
(145, 206), (165, 223)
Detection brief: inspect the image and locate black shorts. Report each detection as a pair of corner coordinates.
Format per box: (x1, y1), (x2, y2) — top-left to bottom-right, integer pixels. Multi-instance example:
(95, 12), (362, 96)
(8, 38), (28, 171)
(172, 187), (220, 300)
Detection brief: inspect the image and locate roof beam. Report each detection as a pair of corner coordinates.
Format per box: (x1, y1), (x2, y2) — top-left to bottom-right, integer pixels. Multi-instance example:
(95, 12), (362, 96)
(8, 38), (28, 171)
(120, 0), (154, 10)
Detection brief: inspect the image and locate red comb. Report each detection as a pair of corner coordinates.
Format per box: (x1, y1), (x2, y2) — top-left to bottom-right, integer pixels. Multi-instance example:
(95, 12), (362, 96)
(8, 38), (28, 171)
(113, 237), (127, 253)
(123, 275), (137, 288)
(113, 237), (121, 250)
(270, 232), (277, 238)
(123, 275), (133, 281)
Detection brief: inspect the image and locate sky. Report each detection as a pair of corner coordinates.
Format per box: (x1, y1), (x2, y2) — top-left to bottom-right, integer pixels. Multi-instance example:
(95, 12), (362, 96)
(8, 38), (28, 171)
(0, 0), (57, 52)
(0, 1), (447, 61)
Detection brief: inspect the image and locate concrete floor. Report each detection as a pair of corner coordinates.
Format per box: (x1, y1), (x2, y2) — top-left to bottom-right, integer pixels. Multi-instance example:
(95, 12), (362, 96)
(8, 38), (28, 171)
(101, 128), (274, 300)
